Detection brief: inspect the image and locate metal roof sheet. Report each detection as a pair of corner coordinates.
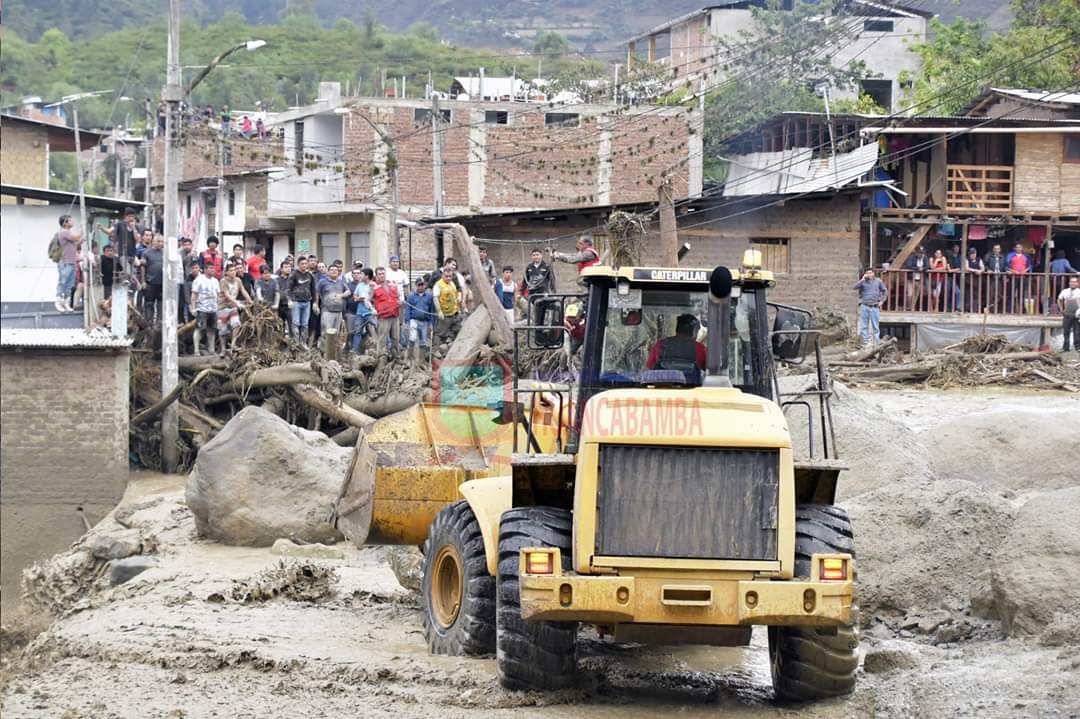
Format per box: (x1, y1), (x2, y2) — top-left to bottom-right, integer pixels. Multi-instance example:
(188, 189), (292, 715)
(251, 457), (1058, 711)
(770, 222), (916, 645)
(0, 327), (133, 349)
(990, 88), (1080, 106)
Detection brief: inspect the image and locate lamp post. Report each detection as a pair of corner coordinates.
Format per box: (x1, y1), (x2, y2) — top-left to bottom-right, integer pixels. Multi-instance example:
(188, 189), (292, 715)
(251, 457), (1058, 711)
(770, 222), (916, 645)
(160, 0), (265, 472)
(47, 89), (113, 327)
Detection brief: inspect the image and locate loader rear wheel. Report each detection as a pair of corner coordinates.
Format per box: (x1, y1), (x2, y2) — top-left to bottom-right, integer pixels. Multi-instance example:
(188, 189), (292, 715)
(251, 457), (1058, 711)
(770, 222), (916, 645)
(421, 501), (495, 656)
(496, 506), (577, 691)
(769, 504), (859, 702)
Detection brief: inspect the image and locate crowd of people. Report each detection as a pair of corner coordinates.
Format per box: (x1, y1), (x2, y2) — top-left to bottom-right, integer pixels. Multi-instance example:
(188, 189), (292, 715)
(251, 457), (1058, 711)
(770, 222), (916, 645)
(154, 97), (276, 140)
(52, 217), (603, 363)
(891, 242), (1079, 315)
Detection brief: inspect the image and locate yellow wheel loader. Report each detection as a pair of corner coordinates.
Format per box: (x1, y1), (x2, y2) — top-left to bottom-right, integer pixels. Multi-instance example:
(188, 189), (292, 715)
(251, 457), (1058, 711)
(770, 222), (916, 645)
(334, 255), (856, 701)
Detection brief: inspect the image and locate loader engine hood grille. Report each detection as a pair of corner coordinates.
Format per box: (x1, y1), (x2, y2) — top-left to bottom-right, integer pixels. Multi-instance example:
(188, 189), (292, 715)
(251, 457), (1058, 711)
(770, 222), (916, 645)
(595, 444), (779, 561)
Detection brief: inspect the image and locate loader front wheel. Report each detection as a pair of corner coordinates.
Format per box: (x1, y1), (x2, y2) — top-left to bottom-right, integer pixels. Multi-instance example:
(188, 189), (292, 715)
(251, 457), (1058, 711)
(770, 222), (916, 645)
(496, 506), (577, 691)
(769, 504), (859, 702)
(422, 501), (495, 656)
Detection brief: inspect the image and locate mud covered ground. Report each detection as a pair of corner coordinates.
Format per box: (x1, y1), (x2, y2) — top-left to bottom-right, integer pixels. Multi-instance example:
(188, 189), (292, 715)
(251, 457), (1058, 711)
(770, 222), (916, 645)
(3, 388), (1079, 719)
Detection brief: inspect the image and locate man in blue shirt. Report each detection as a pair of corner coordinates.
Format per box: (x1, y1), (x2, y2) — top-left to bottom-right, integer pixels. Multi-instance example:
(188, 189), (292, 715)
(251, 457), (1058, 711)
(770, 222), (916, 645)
(404, 278), (436, 362)
(350, 268), (377, 354)
(852, 268), (888, 347)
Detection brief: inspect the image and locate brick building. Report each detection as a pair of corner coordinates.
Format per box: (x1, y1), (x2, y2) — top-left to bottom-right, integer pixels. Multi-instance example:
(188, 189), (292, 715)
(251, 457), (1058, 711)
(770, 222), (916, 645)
(0, 113), (105, 202)
(264, 84), (703, 271)
(150, 123), (285, 258)
(0, 328), (131, 612)
(455, 191), (861, 313)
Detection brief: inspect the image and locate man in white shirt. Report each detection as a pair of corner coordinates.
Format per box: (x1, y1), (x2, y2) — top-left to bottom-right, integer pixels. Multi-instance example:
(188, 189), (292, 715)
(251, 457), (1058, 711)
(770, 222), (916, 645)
(1058, 275), (1080, 352)
(189, 264), (221, 356)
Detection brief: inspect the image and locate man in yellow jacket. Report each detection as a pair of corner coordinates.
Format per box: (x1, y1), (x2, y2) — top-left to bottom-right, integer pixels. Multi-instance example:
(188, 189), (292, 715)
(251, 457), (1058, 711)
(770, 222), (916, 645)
(432, 266), (463, 344)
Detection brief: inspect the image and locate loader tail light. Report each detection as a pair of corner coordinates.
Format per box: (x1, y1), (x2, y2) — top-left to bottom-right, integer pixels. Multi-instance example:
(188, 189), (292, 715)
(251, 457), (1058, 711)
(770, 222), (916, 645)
(525, 551), (553, 575)
(820, 557), (848, 582)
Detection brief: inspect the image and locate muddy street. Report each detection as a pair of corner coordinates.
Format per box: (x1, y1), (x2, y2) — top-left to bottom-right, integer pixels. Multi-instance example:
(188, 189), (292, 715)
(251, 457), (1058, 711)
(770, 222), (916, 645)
(3, 387), (1080, 719)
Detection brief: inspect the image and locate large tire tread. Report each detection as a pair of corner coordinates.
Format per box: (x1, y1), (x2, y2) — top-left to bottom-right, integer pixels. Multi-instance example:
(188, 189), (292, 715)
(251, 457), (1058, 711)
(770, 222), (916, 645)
(422, 501), (495, 656)
(496, 506), (577, 691)
(770, 503), (859, 703)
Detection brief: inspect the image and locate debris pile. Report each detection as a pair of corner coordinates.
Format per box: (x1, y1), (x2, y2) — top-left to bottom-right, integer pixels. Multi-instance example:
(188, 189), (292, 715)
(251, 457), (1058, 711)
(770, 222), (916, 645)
(113, 225), (520, 473)
(827, 334), (1080, 392)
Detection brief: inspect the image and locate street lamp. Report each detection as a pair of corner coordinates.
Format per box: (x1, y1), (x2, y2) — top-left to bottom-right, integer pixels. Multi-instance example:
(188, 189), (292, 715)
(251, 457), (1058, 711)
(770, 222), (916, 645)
(46, 89), (113, 327)
(160, 2), (267, 472)
(183, 39), (267, 98)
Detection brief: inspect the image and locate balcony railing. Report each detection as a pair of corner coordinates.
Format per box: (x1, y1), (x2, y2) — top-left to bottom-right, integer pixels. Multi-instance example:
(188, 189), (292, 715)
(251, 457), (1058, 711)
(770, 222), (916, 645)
(946, 164), (1013, 214)
(879, 269), (1073, 316)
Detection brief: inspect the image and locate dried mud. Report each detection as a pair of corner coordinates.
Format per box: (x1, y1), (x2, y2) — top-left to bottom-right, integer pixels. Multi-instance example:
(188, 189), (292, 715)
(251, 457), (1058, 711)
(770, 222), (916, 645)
(3, 389), (1080, 718)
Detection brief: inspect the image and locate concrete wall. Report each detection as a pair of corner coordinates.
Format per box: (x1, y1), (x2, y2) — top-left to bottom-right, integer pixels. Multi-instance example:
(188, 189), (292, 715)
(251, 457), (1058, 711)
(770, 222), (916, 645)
(290, 212), (416, 270)
(0, 204), (115, 304)
(831, 17), (926, 111)
(0, 348), (129, 612)
(1, 122), (50, 191)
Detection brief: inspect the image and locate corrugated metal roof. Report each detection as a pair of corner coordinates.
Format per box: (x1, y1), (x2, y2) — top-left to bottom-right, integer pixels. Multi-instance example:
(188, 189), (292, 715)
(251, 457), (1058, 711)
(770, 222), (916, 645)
(722, 143), (879, 197)
(0, 327), (133, 349)
(990, 88), (1080, 106)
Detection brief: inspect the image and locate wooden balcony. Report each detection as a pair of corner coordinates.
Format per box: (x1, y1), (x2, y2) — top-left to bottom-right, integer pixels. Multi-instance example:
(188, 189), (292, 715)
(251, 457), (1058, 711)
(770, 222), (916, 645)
(946, 164), (1013, 214)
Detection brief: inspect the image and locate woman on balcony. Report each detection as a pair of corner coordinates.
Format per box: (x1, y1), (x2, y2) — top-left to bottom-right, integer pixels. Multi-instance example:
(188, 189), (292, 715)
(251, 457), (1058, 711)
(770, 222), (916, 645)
(929, 249), (948, 312)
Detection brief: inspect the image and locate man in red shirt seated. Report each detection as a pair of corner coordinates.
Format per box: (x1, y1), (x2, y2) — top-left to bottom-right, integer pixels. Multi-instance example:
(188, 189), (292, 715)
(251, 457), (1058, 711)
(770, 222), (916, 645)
(645, 314), (706, 372)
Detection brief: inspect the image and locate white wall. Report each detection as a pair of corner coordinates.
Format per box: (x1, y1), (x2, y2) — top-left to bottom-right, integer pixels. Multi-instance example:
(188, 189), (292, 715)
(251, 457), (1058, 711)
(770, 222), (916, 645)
(704, 9), (925, 113)
(831, 17), (926, 111)
(268, 113), (345, 214)
(219, 181), (246, 234)
(0, 204), (114, 303)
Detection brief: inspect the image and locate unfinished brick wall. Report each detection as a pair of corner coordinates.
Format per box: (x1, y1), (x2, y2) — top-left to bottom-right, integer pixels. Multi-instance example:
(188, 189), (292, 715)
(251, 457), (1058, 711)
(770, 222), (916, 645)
(0, 348), (129, 612)
(1, 123), (49, 189)
(675, 195), (864, 318)
(341, 100), (694, 212)
(153, 129), (283, 186)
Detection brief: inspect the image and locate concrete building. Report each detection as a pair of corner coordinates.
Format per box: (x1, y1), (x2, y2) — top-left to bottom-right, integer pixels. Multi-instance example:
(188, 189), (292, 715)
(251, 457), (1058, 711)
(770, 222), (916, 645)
(624, 1), (930, 112)
(0, 327), (131, 613)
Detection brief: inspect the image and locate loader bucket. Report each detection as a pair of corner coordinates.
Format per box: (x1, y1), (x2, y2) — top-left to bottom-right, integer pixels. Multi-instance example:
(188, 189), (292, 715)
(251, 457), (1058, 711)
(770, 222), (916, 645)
(333, 401), (566, 548)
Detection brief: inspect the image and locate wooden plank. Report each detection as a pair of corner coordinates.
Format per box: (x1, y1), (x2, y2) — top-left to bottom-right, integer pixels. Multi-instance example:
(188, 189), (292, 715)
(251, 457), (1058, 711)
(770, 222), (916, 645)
(891, 224), (933, 269)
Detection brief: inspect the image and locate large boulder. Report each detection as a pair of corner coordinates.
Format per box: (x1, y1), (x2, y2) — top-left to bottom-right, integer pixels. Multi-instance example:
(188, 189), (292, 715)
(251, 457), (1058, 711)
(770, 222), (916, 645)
(186, 406), (350, 546)
(779, 378), (934, 499)
(990, 487), (1080, 637)
(922, 409), (1080, 493)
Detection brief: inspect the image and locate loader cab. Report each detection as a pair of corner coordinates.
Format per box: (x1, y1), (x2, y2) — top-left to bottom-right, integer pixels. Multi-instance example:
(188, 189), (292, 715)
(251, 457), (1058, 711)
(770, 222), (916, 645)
(576, 266), (775, 407)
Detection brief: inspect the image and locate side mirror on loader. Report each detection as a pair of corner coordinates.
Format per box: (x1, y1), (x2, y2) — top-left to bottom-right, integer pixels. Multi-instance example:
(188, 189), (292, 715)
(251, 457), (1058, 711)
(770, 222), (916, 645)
(529, 297), (564, 349)
(772, 306), (812, 361)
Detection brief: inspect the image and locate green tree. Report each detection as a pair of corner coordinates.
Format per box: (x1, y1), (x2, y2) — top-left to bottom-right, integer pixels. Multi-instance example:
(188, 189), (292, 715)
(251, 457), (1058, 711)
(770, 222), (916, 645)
(905, 1), (1080, 115)
(700, 0), (870, 178)
(532, 31), (569, 58)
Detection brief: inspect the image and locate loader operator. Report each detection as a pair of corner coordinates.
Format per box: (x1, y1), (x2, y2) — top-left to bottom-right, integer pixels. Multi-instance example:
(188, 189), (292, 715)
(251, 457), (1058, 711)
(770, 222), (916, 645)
(644, 313), (707, 372)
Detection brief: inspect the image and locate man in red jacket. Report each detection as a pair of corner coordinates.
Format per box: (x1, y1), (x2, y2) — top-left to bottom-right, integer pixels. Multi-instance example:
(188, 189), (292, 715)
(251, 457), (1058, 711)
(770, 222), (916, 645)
(372, 266), (400, 358)
(199, 236), (224, 279)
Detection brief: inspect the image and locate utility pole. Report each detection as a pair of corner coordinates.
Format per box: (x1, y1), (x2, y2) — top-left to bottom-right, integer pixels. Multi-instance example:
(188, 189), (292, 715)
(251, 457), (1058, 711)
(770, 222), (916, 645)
(659, 174), (678, 265)
(161, 0), (182, 473)
(71, 101), (92, 326)
(431, 94), (444, 218)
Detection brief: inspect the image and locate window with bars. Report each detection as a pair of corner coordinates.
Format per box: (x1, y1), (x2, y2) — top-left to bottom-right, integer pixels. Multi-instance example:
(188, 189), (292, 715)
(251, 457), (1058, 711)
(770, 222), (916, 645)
(750, 238), (791, 273)
(484, 110), (509, 125)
